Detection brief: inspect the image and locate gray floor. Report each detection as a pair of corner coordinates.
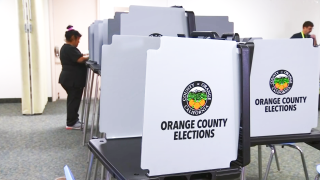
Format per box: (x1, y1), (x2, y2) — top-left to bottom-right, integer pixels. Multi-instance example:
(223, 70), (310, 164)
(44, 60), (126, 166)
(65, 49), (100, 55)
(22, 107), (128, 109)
(0, 101), (320, 180)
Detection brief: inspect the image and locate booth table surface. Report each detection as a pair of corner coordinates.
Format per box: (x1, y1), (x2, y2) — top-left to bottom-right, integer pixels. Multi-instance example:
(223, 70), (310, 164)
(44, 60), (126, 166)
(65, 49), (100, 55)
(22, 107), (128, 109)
(88, 138), (242, 180)
(88, 130), (320, 180)
(88, 138), (150, 180)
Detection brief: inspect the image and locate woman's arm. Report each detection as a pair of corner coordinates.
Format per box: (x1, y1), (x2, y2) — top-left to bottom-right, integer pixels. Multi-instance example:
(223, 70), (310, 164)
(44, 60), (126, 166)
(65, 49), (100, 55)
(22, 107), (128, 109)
(77, 55), (89, 63)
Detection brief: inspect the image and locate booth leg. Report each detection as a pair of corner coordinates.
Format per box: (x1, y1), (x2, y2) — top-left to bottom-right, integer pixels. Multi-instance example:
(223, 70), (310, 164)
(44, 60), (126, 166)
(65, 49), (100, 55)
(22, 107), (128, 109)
(258, 145), (262, 180)
(101, 166), (105, 180)
(106, 171), (117, 180)
(94, 78), (101, 138)
(95, 106), (100, 137)
(81, 86), (87, 127)
(87, 78), (99, 162)
(263, 145), (275, 180)
(81, 68), (90, 130)
(92, 158), (99, 180)
(83, 72), (95, 146)
(90, 77), (100, 140)
(87, 149), (91, 163)
(285, 144), (309, 180)
(106, 171), (111, 180)
(273, 146), (280, 171)
(241, 166), (246, 180)
(82, 69), (92, 131)
(86, 152), (95, 180)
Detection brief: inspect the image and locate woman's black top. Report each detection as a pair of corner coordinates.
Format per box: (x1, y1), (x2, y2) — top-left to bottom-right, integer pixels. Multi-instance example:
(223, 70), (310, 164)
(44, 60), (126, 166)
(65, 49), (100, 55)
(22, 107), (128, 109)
(59, 44), (87, 88)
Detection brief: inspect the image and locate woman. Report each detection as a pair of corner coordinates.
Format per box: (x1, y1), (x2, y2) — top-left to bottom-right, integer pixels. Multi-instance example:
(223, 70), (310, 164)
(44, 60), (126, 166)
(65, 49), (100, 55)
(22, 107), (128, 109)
(59, 25), (89, 130)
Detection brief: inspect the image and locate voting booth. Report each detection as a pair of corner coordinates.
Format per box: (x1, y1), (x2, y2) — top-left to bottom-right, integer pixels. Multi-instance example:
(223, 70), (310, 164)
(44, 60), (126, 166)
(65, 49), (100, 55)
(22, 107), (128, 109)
(84, 5), (254, 180)
(84, 5), (320, 180)
(84, 5), (258, 180)
(248, 39), (320, 180)
(141, 37), (241, 176)
(85, 31), (253, 180)
(250, 39), (319, 137)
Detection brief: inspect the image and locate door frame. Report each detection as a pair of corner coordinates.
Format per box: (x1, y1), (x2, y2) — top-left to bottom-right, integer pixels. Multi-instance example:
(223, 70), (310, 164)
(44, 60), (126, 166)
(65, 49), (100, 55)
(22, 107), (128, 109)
(48, 0), (57, 101)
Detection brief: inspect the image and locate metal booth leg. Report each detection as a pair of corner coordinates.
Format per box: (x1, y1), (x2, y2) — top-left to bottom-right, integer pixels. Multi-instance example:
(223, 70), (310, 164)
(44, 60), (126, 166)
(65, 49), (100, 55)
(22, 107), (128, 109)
(284, 144), (309, 180)
(263, 145), (275, 180)
(273, 146), (280, 171)
(82, 69), (92, 131)
(86, 152), (95, 180)
(258, 145), (262, 180)
(100, 133), (107, 180)
(80, 68), (90, 130)
(92, 157), (99, 180)
(101, 165), (106, 180)
(95, 104), (100, 138)
(87, 76), (100, 163)
(241, 166), (246, 180)
(82, 69), (92, 132)
(94, 76), (101, 138)
(83, 71), (95, 146)
(90, 75), (100, 140)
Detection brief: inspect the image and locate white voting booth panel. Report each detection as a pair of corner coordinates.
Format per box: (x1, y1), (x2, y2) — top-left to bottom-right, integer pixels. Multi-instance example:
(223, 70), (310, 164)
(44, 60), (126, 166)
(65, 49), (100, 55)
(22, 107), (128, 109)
(88, 24), (94, 60)
(108, 12), (125, 45)
(94, 22), (103, 64)
(195, 16), (234, 36)
(141, 37), (241, 176)
(100, 35), (161, 139)
(318, 48), (320, 79)
(102, 19), (108, 45)
(251, 39), (319, 137)
(121, 6), (189, 37)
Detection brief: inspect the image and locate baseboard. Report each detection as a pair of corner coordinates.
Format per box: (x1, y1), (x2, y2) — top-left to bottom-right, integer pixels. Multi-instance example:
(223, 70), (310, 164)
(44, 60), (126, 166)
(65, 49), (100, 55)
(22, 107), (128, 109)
(0, 98), (21, 103)
(0, 97), (53, 103)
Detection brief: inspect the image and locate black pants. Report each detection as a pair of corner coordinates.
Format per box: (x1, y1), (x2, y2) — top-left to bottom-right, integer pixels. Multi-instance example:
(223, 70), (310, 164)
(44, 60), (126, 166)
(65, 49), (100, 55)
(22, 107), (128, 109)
(62, 85), (84, 126)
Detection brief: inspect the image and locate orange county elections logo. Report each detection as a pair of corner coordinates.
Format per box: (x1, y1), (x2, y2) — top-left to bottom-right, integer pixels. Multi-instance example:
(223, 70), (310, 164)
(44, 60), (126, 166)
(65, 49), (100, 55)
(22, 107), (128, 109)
(182, 81), (212, 116)
(269, 70), (293, 95)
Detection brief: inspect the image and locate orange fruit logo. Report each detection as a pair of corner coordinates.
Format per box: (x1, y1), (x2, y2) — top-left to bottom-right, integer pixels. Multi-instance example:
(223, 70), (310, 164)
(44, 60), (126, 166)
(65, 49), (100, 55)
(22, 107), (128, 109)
(182, 81), (212, 116)
(270, 70), (293, 95)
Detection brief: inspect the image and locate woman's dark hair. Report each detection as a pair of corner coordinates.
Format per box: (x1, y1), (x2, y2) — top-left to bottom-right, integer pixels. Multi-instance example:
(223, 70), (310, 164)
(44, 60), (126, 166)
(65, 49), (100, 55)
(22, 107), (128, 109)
(65, 25), (82, 42)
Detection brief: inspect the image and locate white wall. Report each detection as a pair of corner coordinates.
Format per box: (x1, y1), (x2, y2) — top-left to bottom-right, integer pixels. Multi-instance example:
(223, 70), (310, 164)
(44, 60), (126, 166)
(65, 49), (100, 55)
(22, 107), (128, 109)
(49, 0), (97, 101)
(0, 0), (22, 99)
(99, 0), (320, 39)
(168, 0), (320, 39)
(99, 0), (168, 19)
(0, 0), (52, 99)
